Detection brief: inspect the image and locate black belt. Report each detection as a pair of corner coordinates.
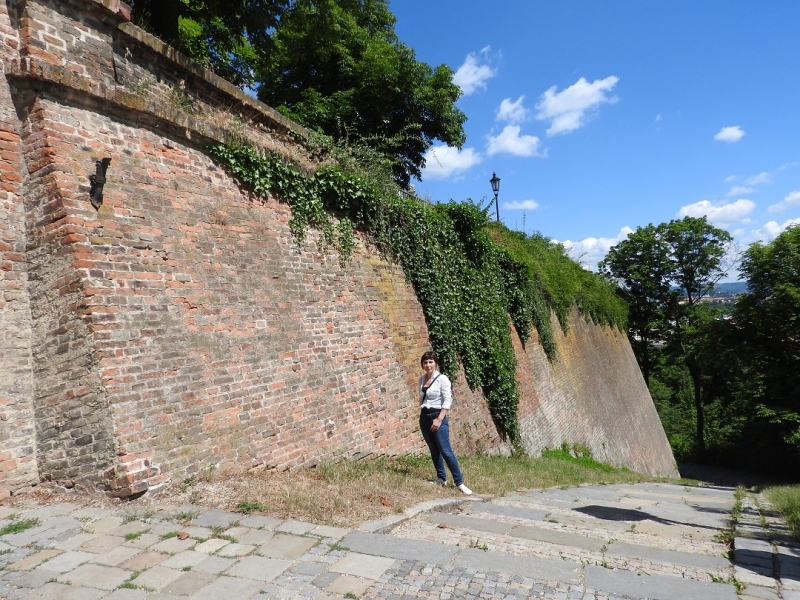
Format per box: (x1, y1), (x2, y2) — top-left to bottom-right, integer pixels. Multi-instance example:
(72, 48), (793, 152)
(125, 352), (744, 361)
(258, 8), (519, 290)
(420, 407), (442, 415)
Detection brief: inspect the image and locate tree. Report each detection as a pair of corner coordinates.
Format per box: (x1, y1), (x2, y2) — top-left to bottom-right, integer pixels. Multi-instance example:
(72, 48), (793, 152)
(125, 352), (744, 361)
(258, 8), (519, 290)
(256, 0), (467, 187)
(662, 217), (732, 457)
(732, 225), (800, 457)
(130, 0), (290, 87)
(599, 224), (676, 385)
(601, 216), (732, 457)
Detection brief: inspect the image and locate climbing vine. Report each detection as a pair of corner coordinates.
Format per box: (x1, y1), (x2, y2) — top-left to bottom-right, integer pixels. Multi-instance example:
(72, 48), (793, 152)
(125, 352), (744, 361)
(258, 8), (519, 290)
(208, 140), (626, 452)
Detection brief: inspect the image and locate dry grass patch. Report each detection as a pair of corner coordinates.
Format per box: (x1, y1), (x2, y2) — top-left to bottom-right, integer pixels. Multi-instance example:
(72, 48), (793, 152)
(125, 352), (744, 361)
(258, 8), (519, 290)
(139, 454), (656, 528)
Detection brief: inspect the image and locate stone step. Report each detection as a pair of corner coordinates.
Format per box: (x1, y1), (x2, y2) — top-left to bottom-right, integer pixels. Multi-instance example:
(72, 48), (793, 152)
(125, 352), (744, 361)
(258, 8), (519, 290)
(584, 564), (738, 600)
(338, 530), (582, 583)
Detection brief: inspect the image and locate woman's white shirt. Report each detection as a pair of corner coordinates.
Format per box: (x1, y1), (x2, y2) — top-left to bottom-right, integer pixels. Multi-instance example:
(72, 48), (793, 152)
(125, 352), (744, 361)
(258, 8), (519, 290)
(418, 371), (453, 410)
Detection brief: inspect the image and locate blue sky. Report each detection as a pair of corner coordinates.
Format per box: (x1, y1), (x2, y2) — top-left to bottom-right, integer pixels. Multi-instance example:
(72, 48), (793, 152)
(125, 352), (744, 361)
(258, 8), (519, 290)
(391, 1), (800, 277)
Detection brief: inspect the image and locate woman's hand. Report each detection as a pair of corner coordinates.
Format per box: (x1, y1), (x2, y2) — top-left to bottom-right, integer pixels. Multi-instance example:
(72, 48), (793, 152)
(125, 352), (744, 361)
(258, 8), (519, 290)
(431, 418), (442, 432)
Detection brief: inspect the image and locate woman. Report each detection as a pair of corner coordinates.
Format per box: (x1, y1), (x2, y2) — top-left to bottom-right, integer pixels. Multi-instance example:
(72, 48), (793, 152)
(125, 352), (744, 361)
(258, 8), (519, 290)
(418, 351), (472, 495)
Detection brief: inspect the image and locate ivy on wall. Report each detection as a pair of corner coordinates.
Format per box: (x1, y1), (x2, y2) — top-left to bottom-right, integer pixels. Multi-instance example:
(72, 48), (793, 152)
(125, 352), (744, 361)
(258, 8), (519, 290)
(208, 141), (626, 451)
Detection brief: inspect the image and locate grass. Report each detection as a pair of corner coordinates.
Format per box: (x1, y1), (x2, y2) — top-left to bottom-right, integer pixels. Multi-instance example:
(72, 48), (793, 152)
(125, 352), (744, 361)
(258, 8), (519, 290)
(235, 500), (269, 515)
(764, 484), (800, 540)
(149, 452), (654, 528)
(0, 517), (40, 536)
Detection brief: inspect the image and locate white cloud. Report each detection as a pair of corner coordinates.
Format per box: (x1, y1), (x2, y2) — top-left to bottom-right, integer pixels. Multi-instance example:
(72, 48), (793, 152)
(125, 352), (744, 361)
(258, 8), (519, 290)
(727, 186), (754, 197)
(746, 171), (771, 185)
(768, 190), (800, 213)
(422, 145), (482, 180)
(725, 174), (737, 183)
(535, 76), (619, 136)
(486, 125), (543, 157)
(452, 49), (497, 96)
(749, 218), (800, 243)
(496, 97), (529, 124)
(714, 126), (745, 143)
(676, 199), (756, 228)
(503, 199), (540, 211)
(557, 226), (634, 271)
(655, 114), (663, 122)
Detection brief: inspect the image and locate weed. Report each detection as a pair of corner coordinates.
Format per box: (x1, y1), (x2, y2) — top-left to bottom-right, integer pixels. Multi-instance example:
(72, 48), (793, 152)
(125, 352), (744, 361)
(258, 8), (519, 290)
(235, 500), (268, 515)
(329, 542), (350, 552)
(182, 566), (192, 571)
(170, 82), (193, 114)
(469, 538), (488, 551)
(708, 573), (746, 591)
(0, 518), (40, 536)
(124, 530), (148, 541)
(344, 593), (359, 599)
(122, 510), (154, 524)
(210, 526), (236, 542)
(180, 475), (197, 493)
(160, 531), (179, 540)
(173, 510), (199, 524)
(118, 581), (137, 589)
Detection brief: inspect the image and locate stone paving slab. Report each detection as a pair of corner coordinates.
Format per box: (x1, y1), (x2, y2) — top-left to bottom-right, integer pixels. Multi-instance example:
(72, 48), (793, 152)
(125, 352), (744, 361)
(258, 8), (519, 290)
(340, 531), (460, 563)
(455, 545), (582, 583)
(607, 539), (730, 569)
(224, 554), (293, 582)
(35, 550), (95, 573)
(584, 564), (737, 600)
(56, 563), (132, 590)
(6, 549), (60, 571)
(509, 522), (608, 551)
(466, 502), (550, 522)
(254, 532), (317, 559)
(424, 511), (514, 535)
(189, 574), (264, 599)
(191, 509), (240, 529)
(329, 552), (395, 580)
(130, 564), (184, 591)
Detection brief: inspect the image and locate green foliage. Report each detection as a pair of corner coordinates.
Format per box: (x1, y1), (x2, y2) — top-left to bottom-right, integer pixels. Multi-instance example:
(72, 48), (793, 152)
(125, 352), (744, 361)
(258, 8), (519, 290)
(235, 500), (269, 514)
(540, 446), (617, 473)
(601, 217), (733, 456)
(0, 517), (40, 536)
(256, 0), (466, 187)
(733, 225), (800, 455)
(765, 485), (800, 540)
(209, 140), (625, 448)
(130, 0), (288, 87)
(495, 228), (627, 358)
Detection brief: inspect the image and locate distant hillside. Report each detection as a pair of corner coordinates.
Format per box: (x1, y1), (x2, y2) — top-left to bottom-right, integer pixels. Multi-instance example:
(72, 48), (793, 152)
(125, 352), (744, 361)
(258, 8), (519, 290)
(713, 282), (747, 296)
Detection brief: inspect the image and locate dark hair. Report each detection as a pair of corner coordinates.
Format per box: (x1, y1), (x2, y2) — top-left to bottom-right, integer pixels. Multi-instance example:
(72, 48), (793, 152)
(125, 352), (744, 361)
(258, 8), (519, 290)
(420, 350), (439, 366)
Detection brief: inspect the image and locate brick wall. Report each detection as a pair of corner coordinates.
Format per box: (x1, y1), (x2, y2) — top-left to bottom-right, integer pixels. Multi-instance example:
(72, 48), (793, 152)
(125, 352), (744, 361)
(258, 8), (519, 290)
(0, 0), (677, 497)
(515, 312), (678, 477)
(0, 0), (38, 498)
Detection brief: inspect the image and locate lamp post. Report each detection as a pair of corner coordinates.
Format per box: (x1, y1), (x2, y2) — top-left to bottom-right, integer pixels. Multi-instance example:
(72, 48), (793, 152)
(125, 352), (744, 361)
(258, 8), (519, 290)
(490, 172), (500, 222)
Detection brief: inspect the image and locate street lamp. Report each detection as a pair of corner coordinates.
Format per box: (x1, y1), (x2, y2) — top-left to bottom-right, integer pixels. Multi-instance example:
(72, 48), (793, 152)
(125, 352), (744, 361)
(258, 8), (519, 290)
(490, 172), (500, 222)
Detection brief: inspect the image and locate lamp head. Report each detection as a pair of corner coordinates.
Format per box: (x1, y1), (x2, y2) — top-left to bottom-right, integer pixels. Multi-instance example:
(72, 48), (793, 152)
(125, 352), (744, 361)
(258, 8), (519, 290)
(490, 172), (500, 195)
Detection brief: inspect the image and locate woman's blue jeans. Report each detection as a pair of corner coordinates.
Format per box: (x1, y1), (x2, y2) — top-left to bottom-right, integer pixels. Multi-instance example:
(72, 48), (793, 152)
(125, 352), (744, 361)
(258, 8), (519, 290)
(419, 411), (464, 486)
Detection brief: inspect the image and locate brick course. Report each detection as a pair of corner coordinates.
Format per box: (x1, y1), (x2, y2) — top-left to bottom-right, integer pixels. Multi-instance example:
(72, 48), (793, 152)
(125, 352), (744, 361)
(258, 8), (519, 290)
(0, 0), (677, 497)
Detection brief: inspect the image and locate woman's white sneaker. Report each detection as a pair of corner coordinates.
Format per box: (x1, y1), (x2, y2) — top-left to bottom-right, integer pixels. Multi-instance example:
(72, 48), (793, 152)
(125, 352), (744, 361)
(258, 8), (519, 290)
(457, 484), (473, 495)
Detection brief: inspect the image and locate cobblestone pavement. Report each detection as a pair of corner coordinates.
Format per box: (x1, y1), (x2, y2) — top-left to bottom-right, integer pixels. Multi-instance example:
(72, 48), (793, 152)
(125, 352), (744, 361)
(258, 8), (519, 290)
(0, 482), (797, 599)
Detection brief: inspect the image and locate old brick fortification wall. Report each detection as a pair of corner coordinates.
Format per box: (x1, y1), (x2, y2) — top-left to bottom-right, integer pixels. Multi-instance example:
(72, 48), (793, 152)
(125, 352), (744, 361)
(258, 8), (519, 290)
(0, 0), (676, 497)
